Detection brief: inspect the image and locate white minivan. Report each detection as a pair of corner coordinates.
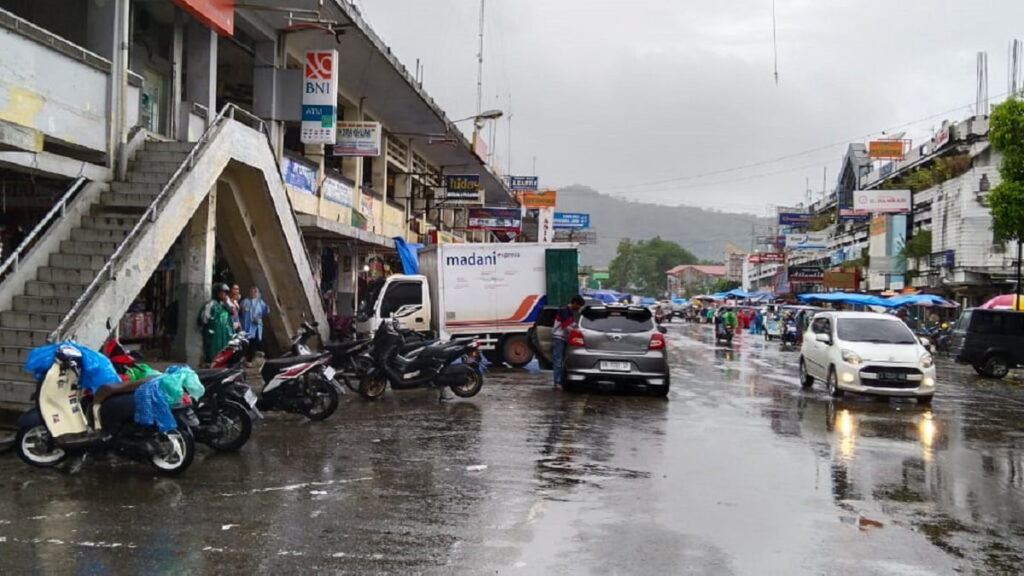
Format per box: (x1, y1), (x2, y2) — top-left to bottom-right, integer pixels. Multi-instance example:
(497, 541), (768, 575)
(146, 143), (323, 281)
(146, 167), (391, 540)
(798, 311), (936, 404)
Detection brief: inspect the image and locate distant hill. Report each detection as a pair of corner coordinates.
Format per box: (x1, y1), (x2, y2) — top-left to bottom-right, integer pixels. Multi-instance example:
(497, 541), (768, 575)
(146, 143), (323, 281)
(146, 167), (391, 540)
(556, 185), (771, 266)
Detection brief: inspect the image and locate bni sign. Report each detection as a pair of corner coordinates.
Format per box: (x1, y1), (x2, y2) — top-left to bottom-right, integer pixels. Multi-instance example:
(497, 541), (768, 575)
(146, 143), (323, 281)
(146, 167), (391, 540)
(301, 50), (338, 144)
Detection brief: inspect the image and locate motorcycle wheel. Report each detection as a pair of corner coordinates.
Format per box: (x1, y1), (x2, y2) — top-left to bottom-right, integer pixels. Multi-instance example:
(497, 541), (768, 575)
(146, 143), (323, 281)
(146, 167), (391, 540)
(15, 425), (67, 468)
(360, 372), (388, 400)
(338, 355), (373, 393)
(450, 370), (484, 398)
(303, 377), (339, 421)
(149, 429), (195, 476)
(206, 401), (253, 452)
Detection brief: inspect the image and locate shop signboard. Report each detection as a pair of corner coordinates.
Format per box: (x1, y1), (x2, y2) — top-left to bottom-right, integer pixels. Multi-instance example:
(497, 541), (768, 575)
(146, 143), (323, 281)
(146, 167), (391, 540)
(322, 177), (353, 207)
(507, 176), (539, 191)
(778, 212), (811, 227)
(333, 121), (381, 157)
(839, 208), (872, 222)
(784, 232), (830, 251)
(360, 194), (375, 227)
(928, 250), (955, 268)
(467, 207), (522, 231)
(854, 189), (911, 214)
(755, 235), (777, 245)
(282, 156), (317, 194)
(171, 0), (234, 36)
(868, 139), (907, 160)
(538, 207), (555, 242)
(519, 190), (558, 208)
(553, 212), (590, 229)
(748, 252), (785, 264)
(443, 174), (482, 205)
(301, 50), (338, 144)
(824, 270), (859, 290)
(788, 266), (825, 283)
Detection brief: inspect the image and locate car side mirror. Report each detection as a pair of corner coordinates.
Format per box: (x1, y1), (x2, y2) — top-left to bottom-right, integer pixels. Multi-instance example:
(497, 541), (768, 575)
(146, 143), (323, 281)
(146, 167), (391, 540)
(814, 333), (831, 345)
(658, 326), (668, 335)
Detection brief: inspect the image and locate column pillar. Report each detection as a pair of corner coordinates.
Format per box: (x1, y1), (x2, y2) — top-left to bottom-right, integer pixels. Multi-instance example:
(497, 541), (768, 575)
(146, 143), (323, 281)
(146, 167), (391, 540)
(170, 12), (185, 139)
(175, 190), (217, 365)
(186, 19), (218, 124)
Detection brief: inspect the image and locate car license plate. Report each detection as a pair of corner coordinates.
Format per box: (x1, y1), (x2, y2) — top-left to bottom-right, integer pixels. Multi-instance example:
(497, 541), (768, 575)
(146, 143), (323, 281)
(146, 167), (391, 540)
(601, 361), (631, 372)
(323, 366), (336, 381)
(243, 389), (258, 409)
(880, 372), (906, 381)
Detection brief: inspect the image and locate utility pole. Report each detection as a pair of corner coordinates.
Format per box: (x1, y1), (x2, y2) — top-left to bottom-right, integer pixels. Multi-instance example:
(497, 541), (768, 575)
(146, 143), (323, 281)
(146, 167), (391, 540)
(475, 0), (485, 121)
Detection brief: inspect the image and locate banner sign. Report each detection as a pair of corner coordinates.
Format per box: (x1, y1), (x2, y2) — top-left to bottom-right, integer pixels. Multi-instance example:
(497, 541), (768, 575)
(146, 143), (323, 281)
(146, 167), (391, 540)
(520, 189), (557, 208)
(322, 177), (353, 207)
(784, 232), (830, 251)
(854, 189), (911, 214)
(443, 174), (482, 204)
(748, 252), (785, 264)
(788, 266), (825, 283)
(333, 121), (381, 157)
(553, 212), (590, 229)
(468, 207), (522, 231)
(301, 50), (338, 144)
(755, 235), (777, 245)
(507, 176), (539, 191)
(282, 156), (317, 194)
(778, 212), (811, 227)
(929, 250), (955, 268)
(868, 139), (907, 160)
(538, 207), (555, 242)
(839, 208), (872, 222)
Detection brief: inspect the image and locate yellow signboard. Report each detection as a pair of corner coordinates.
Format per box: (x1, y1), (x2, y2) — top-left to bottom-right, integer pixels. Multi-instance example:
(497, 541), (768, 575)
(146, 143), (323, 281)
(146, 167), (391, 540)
(519, 189), (557, 208)
(868, 140), (906, 159)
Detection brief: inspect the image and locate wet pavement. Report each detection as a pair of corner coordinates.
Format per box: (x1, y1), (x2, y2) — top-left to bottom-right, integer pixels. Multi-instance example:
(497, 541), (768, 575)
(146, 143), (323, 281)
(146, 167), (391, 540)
(2, 322), (1024, 574)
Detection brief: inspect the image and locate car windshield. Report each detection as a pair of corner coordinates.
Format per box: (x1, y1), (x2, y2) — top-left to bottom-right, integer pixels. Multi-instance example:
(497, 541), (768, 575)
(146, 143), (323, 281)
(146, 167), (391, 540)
(836, 318), (917, 344)
(581, 308), (653, 333)
(954, 310), (972, 332)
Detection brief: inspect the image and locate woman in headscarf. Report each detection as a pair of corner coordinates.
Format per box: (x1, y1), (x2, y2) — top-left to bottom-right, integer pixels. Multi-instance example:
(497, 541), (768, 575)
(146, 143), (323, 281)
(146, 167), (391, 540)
(240, 286), (270, 366)
(200, 283), (234, 364)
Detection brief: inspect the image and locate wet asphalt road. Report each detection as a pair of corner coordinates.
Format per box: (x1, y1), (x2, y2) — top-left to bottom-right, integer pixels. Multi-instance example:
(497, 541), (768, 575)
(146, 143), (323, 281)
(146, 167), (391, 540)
(2, 323), (1024, 575)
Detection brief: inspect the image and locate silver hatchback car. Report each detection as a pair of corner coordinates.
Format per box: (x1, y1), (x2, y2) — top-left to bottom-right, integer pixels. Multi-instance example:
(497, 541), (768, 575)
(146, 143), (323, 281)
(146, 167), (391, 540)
(563, 305), (670, 395)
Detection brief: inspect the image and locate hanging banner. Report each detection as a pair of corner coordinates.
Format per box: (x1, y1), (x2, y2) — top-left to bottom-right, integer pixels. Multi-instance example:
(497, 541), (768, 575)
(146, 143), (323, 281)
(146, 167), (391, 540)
(854, 189), (911, 213)
(553, 212), (591, 229)
(538, 207), (556, 243)
(519, 189), (557, 208)
(333, 121), (381, 156)
(301, 50), (339, 144)
(784, 232), (830, 251)
(322, 177), (353, 207)
(507, 176), (539, 191)
(467, 207), (522, 231)
(282, 156), (317, 194)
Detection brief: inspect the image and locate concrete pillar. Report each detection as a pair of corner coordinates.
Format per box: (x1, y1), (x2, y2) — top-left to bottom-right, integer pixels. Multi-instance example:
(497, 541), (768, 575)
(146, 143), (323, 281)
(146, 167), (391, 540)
(186, 19), (218, 119)
(175, 190), (217, 365)
(371, 137), (387, 233)
(252, 40), (285, 155)
(170, 13), (185, 140)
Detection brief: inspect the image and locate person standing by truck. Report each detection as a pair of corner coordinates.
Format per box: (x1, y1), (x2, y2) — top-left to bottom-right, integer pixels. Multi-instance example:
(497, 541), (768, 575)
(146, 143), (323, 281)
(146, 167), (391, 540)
(552, 295), (586, 390)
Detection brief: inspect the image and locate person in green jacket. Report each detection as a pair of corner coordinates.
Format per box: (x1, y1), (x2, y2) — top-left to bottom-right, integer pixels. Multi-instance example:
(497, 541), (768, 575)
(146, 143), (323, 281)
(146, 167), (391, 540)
(200, 283), (234, 364)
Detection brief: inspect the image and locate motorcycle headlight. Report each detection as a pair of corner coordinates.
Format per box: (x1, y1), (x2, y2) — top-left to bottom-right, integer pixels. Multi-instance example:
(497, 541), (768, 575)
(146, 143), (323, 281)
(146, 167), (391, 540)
(920, 354), (934, 369)
(841, 349), (862, 365)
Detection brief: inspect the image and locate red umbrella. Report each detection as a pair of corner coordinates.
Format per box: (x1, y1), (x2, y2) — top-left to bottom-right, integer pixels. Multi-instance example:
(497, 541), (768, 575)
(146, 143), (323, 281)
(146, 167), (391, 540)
(979, 294), (1024, 310)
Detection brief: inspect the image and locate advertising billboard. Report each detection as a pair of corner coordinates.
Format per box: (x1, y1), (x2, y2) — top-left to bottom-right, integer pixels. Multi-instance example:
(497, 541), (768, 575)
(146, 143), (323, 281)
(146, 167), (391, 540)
(854, 189), (911, 214)
(507, 176), (539, 191)
(333, 121), (381, 157)
(443, 174), (482, 204)
(868, 139), (907, 160)
(301, 50), (338, 144)
(520, 190), (557, 208)
(467, 207), (522, 231)
(784, 232), (830, 251)
(778, 212), (811, 227)
(788, 266), (825, 283)
(553, 213), (591, 229)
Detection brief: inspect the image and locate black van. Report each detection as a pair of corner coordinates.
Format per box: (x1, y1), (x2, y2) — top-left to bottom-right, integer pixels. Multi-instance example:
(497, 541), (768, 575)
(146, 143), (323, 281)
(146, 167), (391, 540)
(948, 308), (1024, 378)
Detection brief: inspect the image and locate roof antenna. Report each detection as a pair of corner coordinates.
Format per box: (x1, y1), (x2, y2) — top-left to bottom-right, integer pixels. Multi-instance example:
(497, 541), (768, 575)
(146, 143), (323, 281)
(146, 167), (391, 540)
(771, 0), (779, 86)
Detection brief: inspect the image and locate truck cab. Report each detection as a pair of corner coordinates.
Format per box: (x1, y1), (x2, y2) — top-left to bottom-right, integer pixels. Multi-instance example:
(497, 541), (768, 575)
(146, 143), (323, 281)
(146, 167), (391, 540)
(356, 274), (432, 337)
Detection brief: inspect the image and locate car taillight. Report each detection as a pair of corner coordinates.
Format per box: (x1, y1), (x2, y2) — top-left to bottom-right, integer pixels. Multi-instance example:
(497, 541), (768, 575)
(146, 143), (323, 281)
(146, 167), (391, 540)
(568, 329), (586, 347)
(649, 333), (666, 350)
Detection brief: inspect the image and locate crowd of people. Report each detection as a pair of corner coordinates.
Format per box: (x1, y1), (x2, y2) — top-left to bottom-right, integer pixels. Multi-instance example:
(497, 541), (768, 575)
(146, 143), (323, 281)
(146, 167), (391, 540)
(198, 283), (269, 366)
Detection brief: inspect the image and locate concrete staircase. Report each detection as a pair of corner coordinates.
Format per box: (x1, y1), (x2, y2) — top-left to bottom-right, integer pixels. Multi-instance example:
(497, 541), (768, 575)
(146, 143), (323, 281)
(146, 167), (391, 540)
(0, 141), (189, 403)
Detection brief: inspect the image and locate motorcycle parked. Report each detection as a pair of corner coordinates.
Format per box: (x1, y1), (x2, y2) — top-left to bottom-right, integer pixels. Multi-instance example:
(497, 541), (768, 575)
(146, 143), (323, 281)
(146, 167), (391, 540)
(715, 323), (734, 345)
(15, 345), (196, 475)
(781, 320), (800, 348)
(103, 334), (257, 452)
(359, 308), (484, 400)
(211, 326), (339, 420)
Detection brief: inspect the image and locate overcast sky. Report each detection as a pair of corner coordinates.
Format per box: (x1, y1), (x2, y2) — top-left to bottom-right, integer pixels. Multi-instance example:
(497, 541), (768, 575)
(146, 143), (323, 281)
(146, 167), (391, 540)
(358, 0), (1024, 214)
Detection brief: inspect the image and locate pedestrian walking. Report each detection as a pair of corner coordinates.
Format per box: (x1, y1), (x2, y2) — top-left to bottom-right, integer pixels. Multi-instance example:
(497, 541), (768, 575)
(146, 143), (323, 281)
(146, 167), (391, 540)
(552, 295), (586, 390)
(199, 283), (234, 364)
(240, 286), (270, 366)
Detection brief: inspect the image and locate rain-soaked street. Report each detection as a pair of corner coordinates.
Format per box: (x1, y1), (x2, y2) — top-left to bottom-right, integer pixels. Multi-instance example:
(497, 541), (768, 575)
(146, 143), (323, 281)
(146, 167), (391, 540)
(2, 322), (1024, 575)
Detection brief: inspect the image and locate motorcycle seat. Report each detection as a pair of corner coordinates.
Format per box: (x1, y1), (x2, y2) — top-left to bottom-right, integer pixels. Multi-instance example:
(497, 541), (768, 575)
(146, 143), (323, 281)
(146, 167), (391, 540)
(261, 354), (327, 378)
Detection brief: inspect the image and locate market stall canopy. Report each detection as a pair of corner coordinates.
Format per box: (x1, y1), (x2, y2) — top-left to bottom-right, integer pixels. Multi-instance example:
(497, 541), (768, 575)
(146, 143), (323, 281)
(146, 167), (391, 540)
(979, 294), (1024, 310)
(798, 292), (959, 309)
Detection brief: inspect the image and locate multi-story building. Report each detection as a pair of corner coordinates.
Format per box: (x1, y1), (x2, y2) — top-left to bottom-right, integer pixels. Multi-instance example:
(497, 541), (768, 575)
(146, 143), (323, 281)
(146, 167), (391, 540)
(0, 0), (514, 405)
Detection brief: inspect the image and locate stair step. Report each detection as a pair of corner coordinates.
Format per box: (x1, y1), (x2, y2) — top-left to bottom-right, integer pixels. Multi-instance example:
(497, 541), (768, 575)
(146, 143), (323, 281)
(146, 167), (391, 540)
(110, 182), (163, 195)
(127, 171), (175, 185)
(129, 160), (182, 174)
(100, 191), (156, 210)
(60, 240), (119, 257)
(135, 150), (188, 164)
(81, 215), (137, 232)
(71, 227), (129, 243)
(0, 346), (34, 364)
(37, 267), (101, 285)
(49, 253), (107, 271)
(0, 361), (34, 382)
(12, 295), (78, 314)
(25, 281), (86, 299)
(0, 379), (36, 405)
(144, 141), (194, 154)
(0, 328), (53, 347)
(1, 311), (63, 331)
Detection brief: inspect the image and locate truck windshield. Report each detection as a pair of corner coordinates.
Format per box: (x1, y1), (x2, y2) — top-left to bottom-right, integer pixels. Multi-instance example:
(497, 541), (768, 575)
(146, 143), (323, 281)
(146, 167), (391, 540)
(836, 318), (916, 344)
(380, 282), (422, 317)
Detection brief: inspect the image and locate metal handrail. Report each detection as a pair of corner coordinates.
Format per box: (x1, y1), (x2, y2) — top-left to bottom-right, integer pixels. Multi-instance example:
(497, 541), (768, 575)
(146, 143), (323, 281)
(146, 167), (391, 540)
(50, 104), (267, 342)
(0, 176), (87, 284)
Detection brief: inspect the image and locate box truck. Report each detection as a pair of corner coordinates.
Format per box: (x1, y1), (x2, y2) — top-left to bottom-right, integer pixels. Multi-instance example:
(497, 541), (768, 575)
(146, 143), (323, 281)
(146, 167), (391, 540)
(356, 243), (578, 367)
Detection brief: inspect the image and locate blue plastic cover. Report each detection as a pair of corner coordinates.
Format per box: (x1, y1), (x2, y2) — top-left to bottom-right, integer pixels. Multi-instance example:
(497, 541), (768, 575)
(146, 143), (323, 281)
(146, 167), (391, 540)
(24, 341), (121, 393)
(393, 237), (422, 275)
(134, 378), (176, 432)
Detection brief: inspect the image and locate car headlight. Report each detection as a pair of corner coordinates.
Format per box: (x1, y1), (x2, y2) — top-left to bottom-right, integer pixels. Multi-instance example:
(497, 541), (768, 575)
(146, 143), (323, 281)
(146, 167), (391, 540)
(841, 349), (862, 365)
(920, 354), (934, 369)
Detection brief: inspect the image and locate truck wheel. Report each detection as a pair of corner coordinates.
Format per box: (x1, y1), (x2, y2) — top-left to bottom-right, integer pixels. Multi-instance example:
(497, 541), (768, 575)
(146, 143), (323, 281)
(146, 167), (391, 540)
(501, 334), (534, 368)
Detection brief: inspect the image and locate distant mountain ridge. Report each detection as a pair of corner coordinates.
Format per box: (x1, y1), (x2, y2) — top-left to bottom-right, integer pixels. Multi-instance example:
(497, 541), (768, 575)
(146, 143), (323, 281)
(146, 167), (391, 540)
(555, 185), (771, 266)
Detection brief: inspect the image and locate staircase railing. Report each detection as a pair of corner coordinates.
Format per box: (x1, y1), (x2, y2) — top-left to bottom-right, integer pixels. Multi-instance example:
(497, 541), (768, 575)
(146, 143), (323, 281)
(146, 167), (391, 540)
(0, 176), (88, 287)
(49, 104), (268, 343)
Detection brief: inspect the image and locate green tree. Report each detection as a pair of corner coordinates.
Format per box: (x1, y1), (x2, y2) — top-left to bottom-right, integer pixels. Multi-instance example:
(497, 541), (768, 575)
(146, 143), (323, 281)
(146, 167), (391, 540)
(988, 98), (1024, 305)
(607, 237), (698, 295)
(711, 278), (741, 293)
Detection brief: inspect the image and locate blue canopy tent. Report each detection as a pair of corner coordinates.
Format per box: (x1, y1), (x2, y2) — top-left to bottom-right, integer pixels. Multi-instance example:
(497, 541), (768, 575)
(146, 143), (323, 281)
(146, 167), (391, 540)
(798, 292), (958, 309)
(640, 297), (657, 306)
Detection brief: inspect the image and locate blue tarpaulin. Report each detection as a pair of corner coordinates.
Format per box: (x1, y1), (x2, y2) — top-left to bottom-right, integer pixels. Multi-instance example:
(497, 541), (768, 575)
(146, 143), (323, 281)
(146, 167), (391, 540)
(24, 342), (120, 393)
(393, 237), (423, 275)
(797, 292), (957, 308)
